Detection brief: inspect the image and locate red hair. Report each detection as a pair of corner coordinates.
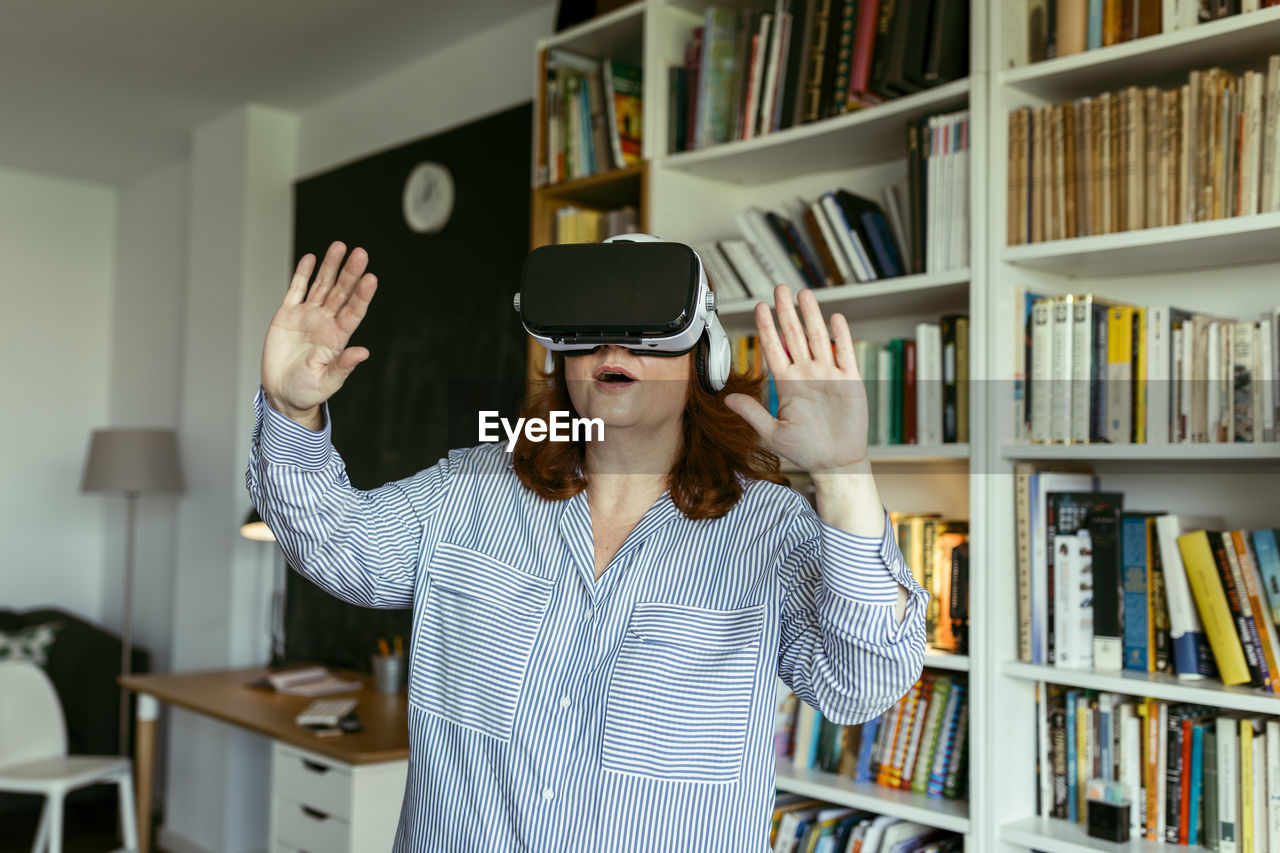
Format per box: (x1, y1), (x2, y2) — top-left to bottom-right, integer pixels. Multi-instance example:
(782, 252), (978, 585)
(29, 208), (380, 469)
(511, 351), (789, 519)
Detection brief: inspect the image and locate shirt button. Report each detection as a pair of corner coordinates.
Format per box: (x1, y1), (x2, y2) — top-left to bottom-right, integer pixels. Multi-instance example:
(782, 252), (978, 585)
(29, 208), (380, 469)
(560, 695), (572, 709)
(583, 608), (593, 621)
(542, 787), (554, 801)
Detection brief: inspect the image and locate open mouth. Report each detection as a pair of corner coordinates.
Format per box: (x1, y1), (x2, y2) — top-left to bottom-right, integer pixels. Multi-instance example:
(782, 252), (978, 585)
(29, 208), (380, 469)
(593, 365), (637, 384)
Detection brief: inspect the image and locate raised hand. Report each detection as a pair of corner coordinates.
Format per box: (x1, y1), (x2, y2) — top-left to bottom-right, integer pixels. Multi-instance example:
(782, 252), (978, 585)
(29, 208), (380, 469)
(723, 284), (871, 477)
(261, 241), (377, 429)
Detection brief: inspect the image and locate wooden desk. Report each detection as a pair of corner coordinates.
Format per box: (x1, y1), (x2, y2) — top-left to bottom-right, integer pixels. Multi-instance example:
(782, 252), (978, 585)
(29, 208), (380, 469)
(121, 667), (409, 853)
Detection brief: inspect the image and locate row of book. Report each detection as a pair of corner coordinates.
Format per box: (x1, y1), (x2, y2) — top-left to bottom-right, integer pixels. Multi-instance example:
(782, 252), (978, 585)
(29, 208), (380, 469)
(894, 514), (969, 654)
(1016, 290), (1280, 444)
(775, 672), (969, 801)
(1011, 0), (1280, 67)
(1007, 58), (1280, 245)
(770, 792), (963, 853)
(1015, 466), (1280, 692)
(694, 110), (969, 303)
(731, 315), (970, 445)
(1036, 686), (1280, 851)
(669, 0), (969, 154)
(536, 49), (642, 187)
(551, 204), (638, 244)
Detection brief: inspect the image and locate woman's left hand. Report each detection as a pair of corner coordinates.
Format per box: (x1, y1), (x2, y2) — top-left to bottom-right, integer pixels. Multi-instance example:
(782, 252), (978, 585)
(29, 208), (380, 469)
(723, 284), (870, 477)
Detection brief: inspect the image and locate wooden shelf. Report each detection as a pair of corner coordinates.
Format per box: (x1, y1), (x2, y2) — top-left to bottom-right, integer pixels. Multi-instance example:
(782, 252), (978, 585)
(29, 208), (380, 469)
(660, 79), (970, 183)
(1001, 6), (1280, 103)
(1000, 815), (1180, 853)
(1001, 442), (1280, 462)
(537, 0), (645, 63)
(535, 164), (645, 208)
(716, 269), (970, 325)
(1000, 212), (1280, 276)
(774, 757), (970, 834)
(1001, 661), (1280, 715)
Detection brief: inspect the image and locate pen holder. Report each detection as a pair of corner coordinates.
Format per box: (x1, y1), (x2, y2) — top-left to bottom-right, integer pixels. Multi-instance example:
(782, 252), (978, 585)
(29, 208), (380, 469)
(371, 653), (404, 694)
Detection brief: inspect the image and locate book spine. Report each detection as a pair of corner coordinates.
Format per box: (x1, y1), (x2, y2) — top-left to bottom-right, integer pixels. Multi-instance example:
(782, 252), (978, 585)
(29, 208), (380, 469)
(1211, 531), (1266, 688)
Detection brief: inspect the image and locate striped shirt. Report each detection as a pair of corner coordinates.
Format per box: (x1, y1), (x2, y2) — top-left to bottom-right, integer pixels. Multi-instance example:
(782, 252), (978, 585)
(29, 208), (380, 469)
(245, 388), (928, 852)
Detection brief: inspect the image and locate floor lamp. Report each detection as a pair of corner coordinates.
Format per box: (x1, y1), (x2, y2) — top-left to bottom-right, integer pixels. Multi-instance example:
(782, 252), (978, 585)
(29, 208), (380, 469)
(240, 507), (286, 667)
(81, 428), (184, 755)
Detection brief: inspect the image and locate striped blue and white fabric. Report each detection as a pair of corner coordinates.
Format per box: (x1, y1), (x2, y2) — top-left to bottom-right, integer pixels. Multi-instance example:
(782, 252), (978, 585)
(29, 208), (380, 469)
(246, 388), (928, 852)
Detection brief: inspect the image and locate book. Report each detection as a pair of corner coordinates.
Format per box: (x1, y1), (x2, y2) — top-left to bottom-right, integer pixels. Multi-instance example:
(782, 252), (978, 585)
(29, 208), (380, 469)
(1177, 530), (1252, 686)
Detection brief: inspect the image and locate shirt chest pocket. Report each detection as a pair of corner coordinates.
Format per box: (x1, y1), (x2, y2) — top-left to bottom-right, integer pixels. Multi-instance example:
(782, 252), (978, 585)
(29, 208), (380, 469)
(410, 541), (553, 742)
(602, 602), (765, 784)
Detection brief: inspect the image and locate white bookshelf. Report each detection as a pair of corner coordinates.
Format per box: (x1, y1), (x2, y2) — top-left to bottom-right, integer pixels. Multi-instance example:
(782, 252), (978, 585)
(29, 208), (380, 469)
(999, 816), (1180, 853)
(534, 1), (989, 847)
(985, 3), (1280, 851)
(716, 269), (971, 325)
(774, 757), (972, 835)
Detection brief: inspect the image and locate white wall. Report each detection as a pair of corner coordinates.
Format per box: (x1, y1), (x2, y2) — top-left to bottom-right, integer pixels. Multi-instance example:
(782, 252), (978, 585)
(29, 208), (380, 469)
(297, 3), (554, 179)
(103, 159), (190, 672)
(0, 165), (116, 622)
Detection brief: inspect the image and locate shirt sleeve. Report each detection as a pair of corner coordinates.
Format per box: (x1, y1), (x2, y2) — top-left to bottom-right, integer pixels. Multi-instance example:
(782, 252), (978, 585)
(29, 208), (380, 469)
(776, 506), (929, 725)
(244, 387), (451, 609)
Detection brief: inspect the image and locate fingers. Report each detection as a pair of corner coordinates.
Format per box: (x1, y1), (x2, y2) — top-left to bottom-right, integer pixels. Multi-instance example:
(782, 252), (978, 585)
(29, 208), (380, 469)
(723, 393), (776, 443)
(334, 345), (370, 376)
(771, 285), (813, 363)
(831, 312), (859, 379)
(285, 254), (315, 306)
(324, 247), (369, 313)
(335, 275), (377, 337)
(797, 289), (833, 365)
(754, 300), (791, 376)
(305, 241), (348, 306)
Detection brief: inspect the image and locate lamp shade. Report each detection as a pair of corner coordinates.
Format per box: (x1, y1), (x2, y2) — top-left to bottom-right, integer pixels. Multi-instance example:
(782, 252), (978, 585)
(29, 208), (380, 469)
(81, 428), (184, 494)
(240, 507), (276, 542)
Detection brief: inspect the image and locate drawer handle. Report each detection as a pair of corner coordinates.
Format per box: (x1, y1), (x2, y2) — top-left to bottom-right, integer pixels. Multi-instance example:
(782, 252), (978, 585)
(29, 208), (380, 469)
(301, 759), (330, 774)
(300, 805), (330, 822)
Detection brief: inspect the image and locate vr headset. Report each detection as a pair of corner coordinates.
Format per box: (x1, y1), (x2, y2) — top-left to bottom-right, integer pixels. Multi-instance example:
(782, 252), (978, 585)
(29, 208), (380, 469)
(514, 233), (732, 392)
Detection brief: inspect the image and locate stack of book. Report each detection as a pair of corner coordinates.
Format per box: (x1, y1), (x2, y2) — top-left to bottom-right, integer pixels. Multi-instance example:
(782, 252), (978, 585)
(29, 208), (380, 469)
(732, 315), (970, 446)
(537, 49), (642, 187)
(1010, 0), (1280, 66)
(769, 792), (963, 853)
(669, 0), (969, 153)
(1014, 464), (1280, 690)
(1036, 686), (1280, 848)
(776, 672), (970, 801)
(552, 204), (638, 243)
(1014, 290), (1279, 445)
(1007, 57), (1280, 245)
(695, 109), (970, 301)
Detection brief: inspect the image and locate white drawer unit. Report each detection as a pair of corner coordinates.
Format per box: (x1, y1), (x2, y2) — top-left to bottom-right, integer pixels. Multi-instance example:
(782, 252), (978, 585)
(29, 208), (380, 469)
(270, 742), (408, 853)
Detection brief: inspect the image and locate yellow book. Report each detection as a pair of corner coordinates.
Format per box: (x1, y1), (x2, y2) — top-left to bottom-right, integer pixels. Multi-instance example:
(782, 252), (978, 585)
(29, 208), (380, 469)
(1242, 717), (1254, 853)
(1133, 306), (1148, 443)
(1107, 306), (1134, 443)
(1076, 694), (1089, 819)
(1177, 530), (1251, 685)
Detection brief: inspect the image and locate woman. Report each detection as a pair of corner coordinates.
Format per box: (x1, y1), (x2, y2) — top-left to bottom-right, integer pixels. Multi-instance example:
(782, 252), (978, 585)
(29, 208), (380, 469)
(247, 240), (928, 852)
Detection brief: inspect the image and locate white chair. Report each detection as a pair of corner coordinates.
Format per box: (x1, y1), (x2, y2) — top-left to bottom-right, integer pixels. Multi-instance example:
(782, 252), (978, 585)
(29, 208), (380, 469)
(0, 659), (138, 853)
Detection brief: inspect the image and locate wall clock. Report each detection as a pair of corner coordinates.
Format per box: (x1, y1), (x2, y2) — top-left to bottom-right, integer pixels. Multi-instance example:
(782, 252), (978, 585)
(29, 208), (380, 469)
(402, 161), (454, 233)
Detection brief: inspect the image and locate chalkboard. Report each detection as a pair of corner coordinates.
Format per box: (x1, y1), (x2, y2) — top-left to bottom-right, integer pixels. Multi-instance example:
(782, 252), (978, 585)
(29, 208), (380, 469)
(283, 102), (531, 672)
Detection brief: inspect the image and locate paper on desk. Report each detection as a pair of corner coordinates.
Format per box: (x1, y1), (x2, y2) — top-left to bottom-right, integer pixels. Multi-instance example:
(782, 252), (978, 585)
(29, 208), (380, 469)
(267, 666), (361, 696)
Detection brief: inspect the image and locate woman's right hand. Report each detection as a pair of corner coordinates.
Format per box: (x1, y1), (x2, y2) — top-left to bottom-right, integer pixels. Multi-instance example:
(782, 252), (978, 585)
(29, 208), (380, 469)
(261, 241), (377, 430)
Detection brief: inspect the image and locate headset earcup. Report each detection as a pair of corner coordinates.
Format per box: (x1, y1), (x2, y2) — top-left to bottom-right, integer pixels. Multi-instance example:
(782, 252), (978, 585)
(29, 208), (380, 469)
(695, 336), (712, 393)
(696, 331), (730, 393)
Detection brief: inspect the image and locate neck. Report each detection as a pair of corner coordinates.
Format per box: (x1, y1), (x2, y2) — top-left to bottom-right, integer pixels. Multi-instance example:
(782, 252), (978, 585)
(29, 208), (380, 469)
(582, 420), (681, 511)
